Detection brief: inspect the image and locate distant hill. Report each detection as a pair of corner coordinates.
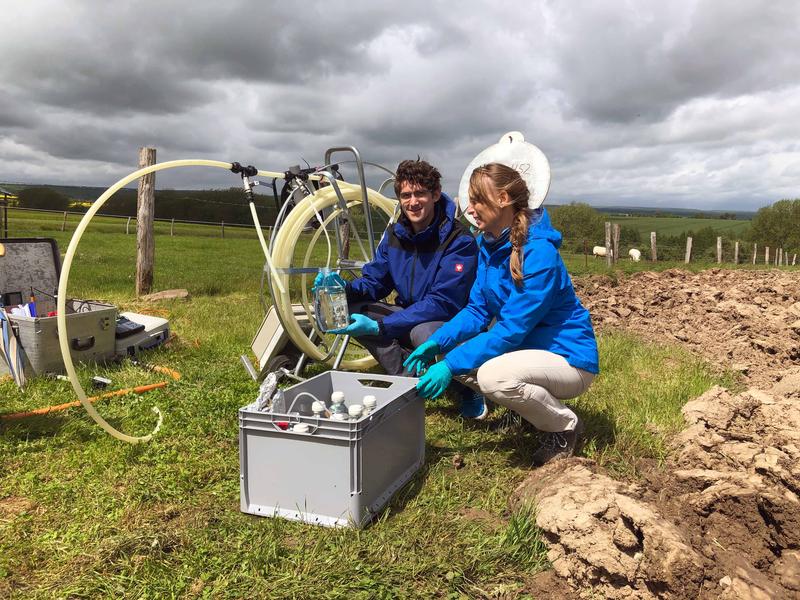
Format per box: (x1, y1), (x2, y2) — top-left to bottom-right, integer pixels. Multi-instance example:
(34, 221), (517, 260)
(590, 205), (755, 220)
(3, 182), (757, 221)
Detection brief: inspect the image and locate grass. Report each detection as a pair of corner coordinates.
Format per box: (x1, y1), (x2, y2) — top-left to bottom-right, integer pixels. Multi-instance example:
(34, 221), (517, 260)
(612, 215), (751, 239)
(1, 211), (736, 597)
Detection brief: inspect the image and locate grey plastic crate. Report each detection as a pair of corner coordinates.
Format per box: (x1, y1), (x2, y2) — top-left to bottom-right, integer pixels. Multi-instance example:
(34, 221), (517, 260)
(239, 371), (424, 528)
(0, 238), (117, 377)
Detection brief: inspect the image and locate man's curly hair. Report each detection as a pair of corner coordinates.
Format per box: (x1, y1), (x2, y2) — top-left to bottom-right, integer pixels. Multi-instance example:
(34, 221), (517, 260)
(394, 159), (442, 197)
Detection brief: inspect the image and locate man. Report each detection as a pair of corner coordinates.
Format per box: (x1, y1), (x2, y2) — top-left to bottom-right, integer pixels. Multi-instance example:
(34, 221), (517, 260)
(328, 159), (486, 418)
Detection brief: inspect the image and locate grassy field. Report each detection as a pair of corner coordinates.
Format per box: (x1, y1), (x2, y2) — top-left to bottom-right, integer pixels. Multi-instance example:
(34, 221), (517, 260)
(612, 215), (751, 239)
(1, 211), (738, 598)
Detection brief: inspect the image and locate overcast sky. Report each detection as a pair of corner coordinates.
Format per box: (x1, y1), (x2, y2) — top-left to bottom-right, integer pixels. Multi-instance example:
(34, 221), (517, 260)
(1, 1), (798, 210)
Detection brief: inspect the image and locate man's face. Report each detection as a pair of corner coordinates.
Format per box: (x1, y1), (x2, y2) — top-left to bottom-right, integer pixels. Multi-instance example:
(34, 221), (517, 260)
(398, 181), (440, 233)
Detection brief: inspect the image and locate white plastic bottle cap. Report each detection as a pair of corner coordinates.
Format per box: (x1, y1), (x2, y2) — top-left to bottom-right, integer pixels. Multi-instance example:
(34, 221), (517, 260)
(348, 404), (363, 418)
(331, 412), (348, 421)
(362, 395), (377, 409)
(292, 423), (310, 433)
(331, 391), (345, 405)
(311, 401), (326, 415)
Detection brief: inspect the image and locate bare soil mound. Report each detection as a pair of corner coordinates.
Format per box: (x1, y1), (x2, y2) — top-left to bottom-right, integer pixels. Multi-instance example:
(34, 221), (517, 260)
(511, 269), (800, 598)
(575, 268), (800, 387)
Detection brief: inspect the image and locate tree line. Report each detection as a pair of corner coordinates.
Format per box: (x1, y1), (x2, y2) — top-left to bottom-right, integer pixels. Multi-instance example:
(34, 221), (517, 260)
(15, 186), (278, 225)
(14, 186), (800, 260)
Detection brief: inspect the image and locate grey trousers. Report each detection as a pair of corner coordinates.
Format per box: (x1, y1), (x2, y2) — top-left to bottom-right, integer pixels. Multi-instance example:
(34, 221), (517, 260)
(456, 349), (595, 432)
(350, 302), (443, 376)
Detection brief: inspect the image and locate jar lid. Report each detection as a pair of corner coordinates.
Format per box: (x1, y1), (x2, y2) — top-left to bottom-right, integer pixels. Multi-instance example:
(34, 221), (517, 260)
(331, 413), (348, 421)
(331, 391), (345, 404)
(362, 395), (377, 408)
(348, 404), (363, 417)
(311, 401), (325, 414)
(292, 423), (310, 433)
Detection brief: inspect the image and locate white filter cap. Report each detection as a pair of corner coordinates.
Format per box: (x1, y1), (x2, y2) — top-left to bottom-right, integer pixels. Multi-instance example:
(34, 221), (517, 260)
(331, 391), (345, 404)
(348, 404), (364, 418)
(458, 131), (551, 227)
(362, 395), (377, 408)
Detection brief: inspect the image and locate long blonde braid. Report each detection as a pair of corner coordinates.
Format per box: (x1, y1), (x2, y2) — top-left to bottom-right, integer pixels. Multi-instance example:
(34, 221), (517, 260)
(469, 163), (532, 285)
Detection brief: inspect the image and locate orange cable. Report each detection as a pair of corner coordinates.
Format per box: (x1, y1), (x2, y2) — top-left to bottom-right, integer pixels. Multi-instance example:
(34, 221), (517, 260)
(0, 364), (182, 421)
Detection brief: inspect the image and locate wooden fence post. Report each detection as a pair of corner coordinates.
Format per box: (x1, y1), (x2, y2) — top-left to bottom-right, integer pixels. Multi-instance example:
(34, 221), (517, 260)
(61, 211), (67, 232)
(734, 241), (739, 265)
(612, 223), (620, 265)
(605, 222), (612, 268)
(221, 221), (225, 239)
(650, 232), (657, 262)
(779, 248), (783, 266)
(126, 217), (131, 235)
(765, 246), (769, 265)
(583, 239), (588, 268)
(170, 218), (175, 237)
(685, 237), (692, 263)
(136, 147), (156, 296)
(716, 237), (722, 264)
(752, 243), (757, 265)
(793, 254), (797, 266)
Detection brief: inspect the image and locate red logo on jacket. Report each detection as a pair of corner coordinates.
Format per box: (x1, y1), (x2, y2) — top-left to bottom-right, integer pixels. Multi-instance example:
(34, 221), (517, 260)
(455, 263), (463, 273)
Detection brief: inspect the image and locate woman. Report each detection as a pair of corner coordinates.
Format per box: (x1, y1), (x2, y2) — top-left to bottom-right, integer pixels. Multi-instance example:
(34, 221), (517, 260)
(403, 163), (599, 465)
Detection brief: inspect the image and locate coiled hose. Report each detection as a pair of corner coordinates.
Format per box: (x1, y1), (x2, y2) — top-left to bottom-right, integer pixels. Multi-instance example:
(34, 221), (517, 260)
(57, 159), (285, 443)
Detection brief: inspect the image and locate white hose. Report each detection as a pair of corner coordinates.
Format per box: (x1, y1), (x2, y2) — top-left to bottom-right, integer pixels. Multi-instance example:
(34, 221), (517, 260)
(249, 202), (285, 295)
(58, 159), (286, 443)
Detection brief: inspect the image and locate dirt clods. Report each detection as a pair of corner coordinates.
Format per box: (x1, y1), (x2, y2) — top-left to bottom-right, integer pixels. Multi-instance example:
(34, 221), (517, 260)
(512, 459), (704, 599)
(576, 269), (800, 387)
(514, 269), (800, 598)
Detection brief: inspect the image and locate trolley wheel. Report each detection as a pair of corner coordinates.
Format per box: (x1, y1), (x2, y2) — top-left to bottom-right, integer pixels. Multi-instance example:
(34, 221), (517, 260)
(264, 353), (295, 375)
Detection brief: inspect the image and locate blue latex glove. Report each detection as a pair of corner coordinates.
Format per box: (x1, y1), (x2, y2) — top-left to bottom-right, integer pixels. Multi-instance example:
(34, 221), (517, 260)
(311, 270), (346, 293)
(403, 340), (440, 375)
(416, 361), (453, 399)
(330, 313), (380, 337)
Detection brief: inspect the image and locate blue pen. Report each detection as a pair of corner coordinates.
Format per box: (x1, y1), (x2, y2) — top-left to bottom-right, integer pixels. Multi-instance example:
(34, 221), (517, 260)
(29, 288), (37, 317)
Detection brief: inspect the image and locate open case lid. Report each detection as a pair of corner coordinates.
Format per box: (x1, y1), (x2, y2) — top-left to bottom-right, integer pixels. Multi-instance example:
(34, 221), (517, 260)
(0, 238), (61, 303)
(457, 131), (551, 228)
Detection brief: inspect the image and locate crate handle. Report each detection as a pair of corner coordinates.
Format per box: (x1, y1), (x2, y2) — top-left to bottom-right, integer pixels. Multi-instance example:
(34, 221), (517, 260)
(71, 335), (95, 351)
(355, 376), (398, 389)
(268, 416), (321, 436)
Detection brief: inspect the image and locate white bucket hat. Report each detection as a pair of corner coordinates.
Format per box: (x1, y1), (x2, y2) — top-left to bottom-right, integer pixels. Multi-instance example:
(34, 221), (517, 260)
(457, 131), (551, 227)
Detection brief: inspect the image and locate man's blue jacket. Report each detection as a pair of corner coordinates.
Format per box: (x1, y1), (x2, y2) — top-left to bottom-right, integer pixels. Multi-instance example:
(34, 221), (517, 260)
(346, 193), (478, 339)
(430, 208), (599, 375)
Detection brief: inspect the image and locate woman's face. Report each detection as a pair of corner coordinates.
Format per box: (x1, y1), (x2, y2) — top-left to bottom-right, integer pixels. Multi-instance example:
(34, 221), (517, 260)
(466, 177), (508, 235)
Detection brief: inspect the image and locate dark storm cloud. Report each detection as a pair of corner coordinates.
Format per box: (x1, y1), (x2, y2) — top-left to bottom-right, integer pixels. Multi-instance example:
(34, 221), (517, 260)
(548, 1), (800, 125)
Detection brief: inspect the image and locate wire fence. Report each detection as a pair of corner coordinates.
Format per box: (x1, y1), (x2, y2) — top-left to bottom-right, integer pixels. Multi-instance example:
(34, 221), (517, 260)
(3, 207), (797, 268)
(2, 206), (268, 240)
(571, 222), (798, 267)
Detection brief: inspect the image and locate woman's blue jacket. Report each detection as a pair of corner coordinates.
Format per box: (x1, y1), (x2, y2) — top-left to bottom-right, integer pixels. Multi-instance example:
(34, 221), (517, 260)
(430, 209), (599, 375)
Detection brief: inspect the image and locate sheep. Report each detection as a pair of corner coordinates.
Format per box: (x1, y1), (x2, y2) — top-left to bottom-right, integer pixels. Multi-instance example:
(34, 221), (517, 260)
(628, 248), (642, 262)
(592, 246), (612, 258)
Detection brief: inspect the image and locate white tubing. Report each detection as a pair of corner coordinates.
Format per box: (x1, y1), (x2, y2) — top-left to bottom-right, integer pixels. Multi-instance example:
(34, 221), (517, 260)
(249, 202), (286, 295)
(58, 159), (278, 443)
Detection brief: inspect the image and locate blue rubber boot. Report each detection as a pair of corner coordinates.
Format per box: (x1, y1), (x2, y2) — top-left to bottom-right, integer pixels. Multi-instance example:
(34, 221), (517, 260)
(459, 386), (488, 420)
